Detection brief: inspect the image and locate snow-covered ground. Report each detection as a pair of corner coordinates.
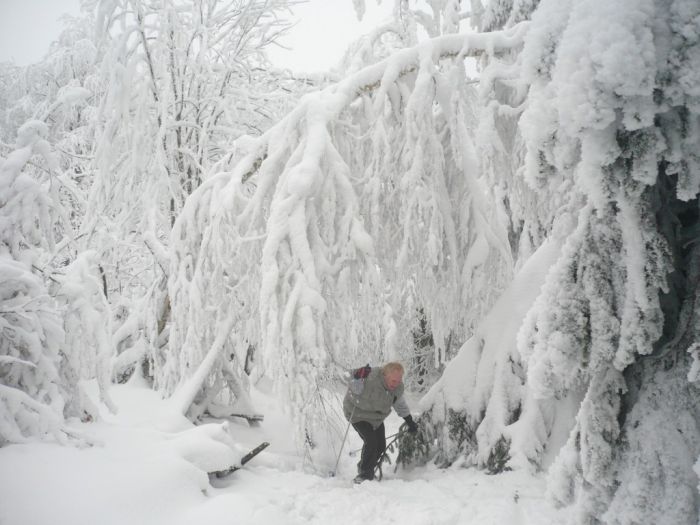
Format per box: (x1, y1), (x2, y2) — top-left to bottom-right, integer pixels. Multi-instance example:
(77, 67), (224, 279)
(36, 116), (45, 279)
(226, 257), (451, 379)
(0, 377), (565, 525)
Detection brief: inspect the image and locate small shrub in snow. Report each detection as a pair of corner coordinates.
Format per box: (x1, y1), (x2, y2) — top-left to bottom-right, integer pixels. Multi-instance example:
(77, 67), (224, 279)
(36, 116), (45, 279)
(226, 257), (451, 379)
(396, 414), (435, 469)
(486, 436), (512, 475)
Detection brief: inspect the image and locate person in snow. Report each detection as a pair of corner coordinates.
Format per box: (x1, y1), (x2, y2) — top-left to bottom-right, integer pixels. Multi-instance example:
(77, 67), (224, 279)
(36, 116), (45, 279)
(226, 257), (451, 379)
(343, 361), (418, 483)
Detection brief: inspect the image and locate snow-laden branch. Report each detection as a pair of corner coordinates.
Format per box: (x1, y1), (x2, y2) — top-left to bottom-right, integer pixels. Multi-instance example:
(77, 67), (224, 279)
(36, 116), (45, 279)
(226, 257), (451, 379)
(167, 22), (524, 464)
(228, 22), (530, 189)
(169, 315), (236, 416)
(0, 384), (67, 445)
(0, 356), (37, 368)
(349, 23), (529, 95)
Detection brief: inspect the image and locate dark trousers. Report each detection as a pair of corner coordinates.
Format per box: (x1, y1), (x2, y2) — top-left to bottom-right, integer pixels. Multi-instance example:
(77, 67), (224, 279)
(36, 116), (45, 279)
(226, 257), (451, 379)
(352, 421), (386, 479)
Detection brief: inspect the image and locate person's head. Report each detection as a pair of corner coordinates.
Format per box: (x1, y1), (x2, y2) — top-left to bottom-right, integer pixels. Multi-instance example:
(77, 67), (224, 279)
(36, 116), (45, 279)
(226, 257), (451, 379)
(382, 362), (404, 391)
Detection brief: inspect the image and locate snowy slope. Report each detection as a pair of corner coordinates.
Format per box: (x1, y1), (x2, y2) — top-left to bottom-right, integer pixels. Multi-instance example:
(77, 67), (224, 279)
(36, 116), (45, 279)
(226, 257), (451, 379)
(0, 377), (565, 525)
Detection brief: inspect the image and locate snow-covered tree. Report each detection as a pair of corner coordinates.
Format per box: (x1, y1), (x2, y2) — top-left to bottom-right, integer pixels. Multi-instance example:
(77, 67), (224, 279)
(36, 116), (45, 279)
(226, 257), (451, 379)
(0, 1), (310, 439)
(414, 0), (700, 522)
(0, 121), (67, 445)
(5, 7), (126, 414)
(516, 0), (700, 522)
(354, 0), (700, 522)
(167, 0), (526, 468)
(54, 250), (117, 420)
(81, 0), (303, 387)
(0, 12), (124, 443)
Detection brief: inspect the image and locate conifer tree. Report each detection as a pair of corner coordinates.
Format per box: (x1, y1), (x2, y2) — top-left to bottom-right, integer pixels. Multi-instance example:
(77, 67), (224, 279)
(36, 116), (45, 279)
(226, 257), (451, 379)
(0, 121), (67, 444)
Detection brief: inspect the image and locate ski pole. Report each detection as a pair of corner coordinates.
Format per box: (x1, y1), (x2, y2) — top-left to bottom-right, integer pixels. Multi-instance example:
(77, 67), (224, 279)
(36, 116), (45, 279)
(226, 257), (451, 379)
(331, 404), (356, 477)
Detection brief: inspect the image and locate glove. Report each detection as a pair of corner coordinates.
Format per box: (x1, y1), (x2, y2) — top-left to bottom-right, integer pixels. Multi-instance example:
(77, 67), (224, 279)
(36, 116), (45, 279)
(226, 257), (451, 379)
(352, 364), (371, 379)
(403, 415), (418, 434)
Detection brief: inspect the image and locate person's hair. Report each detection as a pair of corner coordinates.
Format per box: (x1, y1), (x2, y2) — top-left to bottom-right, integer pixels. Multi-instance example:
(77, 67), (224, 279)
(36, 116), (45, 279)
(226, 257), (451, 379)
(382, 362), (404, 375)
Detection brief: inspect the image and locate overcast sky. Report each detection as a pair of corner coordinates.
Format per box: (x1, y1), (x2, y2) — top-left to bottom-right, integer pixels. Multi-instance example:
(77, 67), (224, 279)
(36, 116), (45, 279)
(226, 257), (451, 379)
(0, 0), (81, 65)
(268, 1), (393, 72)
(0, 0), (392, 71)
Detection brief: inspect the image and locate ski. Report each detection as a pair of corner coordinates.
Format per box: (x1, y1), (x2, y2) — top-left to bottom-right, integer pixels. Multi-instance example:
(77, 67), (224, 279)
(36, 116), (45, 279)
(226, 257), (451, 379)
(210, 441), (270, 478)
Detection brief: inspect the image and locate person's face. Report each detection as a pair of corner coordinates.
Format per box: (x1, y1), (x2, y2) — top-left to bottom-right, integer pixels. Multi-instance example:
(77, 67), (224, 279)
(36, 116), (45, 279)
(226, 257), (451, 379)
(384, 370), (403, 391)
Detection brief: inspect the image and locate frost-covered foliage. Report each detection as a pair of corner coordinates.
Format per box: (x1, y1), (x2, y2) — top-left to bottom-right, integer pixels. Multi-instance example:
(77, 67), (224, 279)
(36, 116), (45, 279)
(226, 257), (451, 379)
(488, 0), (700, 521)
(83, 0), (304, 389)
(412, 0), (553, 474)
(0, 0), (301, 445)
(0, 122), (67, 444)
(415, 0), (700, 522)
(0, 15), (98, 253)
(420, 236), (562, 470)
(54, 250), (117, 420)
(521, 202), (668, 519)
(168, 0), (528, 466)
(0, 15), (119, 445)
(340, 0), (459, 74)
(602, 363), (700, 525)
(0, 14), (98, 149)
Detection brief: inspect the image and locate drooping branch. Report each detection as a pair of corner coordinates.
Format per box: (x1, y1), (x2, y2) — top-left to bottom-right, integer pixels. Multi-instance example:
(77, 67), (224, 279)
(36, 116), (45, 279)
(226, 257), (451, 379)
(168, 21), (528, 466)
(229, 22), (530, 187)
(169, 315), (236, 416)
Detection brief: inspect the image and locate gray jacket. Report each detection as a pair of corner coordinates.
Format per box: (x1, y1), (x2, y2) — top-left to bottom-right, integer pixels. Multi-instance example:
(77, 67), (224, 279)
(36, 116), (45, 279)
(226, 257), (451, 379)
(343, 367), (411, 428)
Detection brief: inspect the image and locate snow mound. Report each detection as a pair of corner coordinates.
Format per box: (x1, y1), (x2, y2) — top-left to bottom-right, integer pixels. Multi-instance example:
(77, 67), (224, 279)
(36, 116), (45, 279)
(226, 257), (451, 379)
(164, 422), (248, 473)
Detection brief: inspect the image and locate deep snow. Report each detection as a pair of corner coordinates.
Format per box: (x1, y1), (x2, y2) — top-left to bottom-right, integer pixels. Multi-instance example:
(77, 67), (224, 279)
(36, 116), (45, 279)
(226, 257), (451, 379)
(0, 374), (565, 525)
